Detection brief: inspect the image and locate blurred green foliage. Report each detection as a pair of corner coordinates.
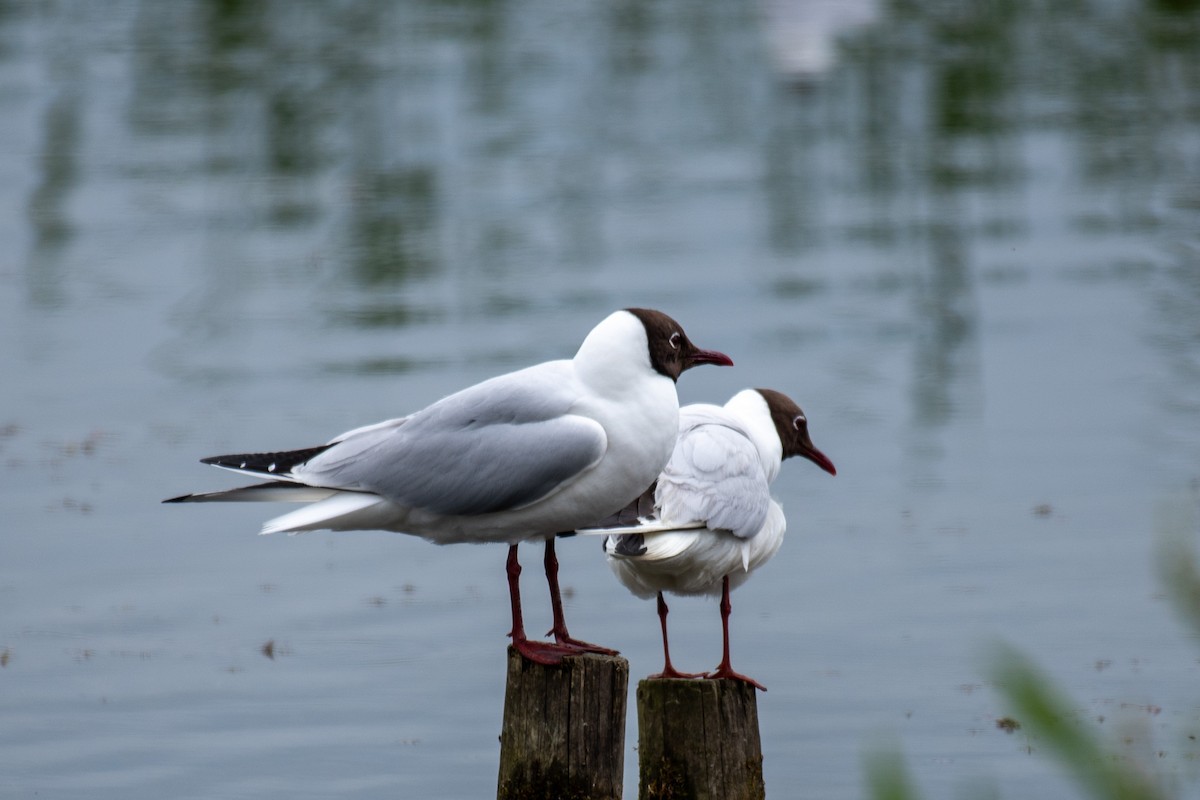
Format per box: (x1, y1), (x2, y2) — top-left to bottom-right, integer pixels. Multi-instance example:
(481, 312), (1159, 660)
(1160, 538), (1200, 641)
(989, 646), (1168, 800)
(864, 743), (922, 800)
(866, 533), (1200, 799)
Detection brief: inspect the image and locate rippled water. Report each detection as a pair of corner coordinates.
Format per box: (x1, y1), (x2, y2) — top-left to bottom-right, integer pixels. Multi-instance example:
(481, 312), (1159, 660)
(3, 1), (1200, 797)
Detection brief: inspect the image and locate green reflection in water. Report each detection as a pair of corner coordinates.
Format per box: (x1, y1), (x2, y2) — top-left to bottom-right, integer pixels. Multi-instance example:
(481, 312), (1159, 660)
(348, 167), (438, 285)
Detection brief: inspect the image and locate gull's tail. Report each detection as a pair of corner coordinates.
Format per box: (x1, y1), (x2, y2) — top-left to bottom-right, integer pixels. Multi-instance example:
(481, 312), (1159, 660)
(163, 441), (392, 534)
(165, 482), (390, 535)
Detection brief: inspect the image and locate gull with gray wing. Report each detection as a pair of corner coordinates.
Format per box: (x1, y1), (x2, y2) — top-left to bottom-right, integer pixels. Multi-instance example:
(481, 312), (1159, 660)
(166, 308), (733, 664)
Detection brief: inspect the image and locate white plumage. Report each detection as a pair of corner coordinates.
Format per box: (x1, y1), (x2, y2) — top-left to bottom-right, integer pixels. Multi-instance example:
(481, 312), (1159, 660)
(166, 308), (732, 664)
(578, 387), (835, 689)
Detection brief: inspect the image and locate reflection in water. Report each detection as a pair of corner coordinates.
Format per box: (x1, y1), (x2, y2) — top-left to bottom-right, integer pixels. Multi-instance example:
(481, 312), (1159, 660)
(3, 0), (1194, 462)
(912, 196), (977, 434)
(26, 83), (81, 309)
(347, 167), (438, 285)
(1154, 244), (1200, 426)
(756, 0), (1200, 476)
(928, 1), (1020, 139)
(29, 84), (79, 250)
(204, 0), (266, 56)
(25, 11), (84, 309)
(4, 3), (1200, 793)
(759, 0), (880, 85)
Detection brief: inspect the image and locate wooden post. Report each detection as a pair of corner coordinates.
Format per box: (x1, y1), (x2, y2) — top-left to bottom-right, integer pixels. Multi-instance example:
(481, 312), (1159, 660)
(497, 647), (629, 800)
(637, 678), (765, 800)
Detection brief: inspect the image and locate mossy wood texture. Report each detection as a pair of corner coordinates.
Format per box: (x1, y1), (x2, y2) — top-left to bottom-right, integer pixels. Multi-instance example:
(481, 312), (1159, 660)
(637, 678), (765, 800)
(496, 647), (630, 800)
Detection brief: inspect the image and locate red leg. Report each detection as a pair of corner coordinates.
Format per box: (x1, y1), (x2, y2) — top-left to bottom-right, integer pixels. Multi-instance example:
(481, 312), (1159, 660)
(506, 544), (577, 665)
(544, 538), (619, 656)
(706, 575), (767, 691)
(648, 592), (704, 680)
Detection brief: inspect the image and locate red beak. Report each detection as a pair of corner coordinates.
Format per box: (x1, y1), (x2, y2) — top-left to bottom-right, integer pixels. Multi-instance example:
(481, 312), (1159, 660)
(802, 445), (837, 476)
(685, 348), (734, 369)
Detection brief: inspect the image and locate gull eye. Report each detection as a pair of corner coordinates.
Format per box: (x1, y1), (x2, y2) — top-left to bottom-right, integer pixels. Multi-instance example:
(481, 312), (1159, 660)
(793, 414), (807, 430)
(669, 332), (681, 350)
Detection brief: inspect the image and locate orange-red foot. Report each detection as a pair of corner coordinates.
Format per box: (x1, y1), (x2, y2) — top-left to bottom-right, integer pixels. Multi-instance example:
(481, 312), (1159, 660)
(548, 629), (620, 657)
(648, 665), (706, 680)
(707, 664), (767, 692)
(511, 635), (582, 666)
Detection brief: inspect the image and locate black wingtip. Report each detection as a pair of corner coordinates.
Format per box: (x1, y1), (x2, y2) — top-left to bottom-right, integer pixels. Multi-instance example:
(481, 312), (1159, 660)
(199, 444), (334, 475)
(611, 533), (648, 557)
(162, 493), (194, 504)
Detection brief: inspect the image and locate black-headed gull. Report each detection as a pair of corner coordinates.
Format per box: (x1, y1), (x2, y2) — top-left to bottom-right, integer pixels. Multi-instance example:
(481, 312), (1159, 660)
(577, 388), (835, 689)
(165, 308), (733, 664)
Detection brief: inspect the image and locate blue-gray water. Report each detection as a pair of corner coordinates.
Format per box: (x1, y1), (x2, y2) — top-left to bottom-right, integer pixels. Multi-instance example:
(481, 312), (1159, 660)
(3, 1), (1200, 797)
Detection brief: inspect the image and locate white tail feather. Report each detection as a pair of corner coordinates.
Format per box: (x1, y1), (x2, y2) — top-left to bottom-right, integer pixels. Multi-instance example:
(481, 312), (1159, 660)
(575, 519), (706, 536)
(627, 530), (705, 561)
(261, 492), (386, 535)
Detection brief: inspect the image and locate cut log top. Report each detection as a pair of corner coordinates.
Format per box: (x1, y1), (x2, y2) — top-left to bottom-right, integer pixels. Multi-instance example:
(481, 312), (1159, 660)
(637, 678), (765, 800)
(497, 648), (630, 800)
(495, 652), (766, 800)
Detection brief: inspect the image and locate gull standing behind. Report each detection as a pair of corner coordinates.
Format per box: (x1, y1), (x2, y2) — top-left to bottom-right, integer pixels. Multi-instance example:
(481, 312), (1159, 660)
(165, 308), (733, 664)
(577, 388), (835, 690)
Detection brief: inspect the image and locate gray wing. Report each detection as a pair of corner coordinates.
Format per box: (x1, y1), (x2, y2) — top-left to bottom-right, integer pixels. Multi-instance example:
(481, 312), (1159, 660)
(655, 417), (771, 539)
(294, 365), (607, 516)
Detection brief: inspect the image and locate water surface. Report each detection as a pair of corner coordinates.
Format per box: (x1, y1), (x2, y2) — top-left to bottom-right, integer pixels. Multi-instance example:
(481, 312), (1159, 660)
(3, 1), (1200, 797)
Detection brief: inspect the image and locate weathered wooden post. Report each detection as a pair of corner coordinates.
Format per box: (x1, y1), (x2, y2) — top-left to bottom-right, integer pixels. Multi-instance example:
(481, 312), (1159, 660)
(497, 647), (630, 800)
(636, 678), (765, 800)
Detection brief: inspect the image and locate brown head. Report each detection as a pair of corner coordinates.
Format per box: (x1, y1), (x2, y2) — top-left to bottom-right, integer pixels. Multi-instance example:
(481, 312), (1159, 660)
(625, 308), (734, 382)
(756, 388), (836, 475)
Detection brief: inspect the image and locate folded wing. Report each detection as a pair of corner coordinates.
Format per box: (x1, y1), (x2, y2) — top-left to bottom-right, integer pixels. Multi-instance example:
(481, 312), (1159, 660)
(654, 418), (771, 539)
(295, 368), (608, 517)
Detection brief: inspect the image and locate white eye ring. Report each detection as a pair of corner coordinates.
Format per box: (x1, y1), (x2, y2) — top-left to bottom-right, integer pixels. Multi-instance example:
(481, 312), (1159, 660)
(669, 332), (681, 350)
(793, 414), (806, 430)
